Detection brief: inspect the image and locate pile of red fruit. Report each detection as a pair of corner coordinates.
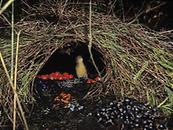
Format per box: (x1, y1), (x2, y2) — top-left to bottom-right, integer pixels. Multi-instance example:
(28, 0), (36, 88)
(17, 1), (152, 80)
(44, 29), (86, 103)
(86, 76), (101, 84)
(36, 72), (101, 84)
(36, 72), (74, 80)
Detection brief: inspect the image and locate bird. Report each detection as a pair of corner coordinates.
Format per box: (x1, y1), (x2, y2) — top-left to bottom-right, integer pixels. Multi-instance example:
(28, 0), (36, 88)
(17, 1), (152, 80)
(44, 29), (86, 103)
(75, 55), (88, 79)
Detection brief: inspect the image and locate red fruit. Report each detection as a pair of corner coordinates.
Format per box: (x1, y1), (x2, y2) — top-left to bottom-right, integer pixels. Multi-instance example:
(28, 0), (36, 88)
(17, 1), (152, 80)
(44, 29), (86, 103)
(91, 79), (96, 83)
(53, 72), (62, 80)
(68, 74), (74, 79)
(62, 72), (69, 79)
(87, 79), (96, 84)
(86, 80), (91, 84)
(58, 76), (63, 80)
(36, 75), (41, 78)
(95, 76), (101, 81)
(54, 72), (61, 77)
(49, 73), (56, 80)
(40, 74), (49, 80)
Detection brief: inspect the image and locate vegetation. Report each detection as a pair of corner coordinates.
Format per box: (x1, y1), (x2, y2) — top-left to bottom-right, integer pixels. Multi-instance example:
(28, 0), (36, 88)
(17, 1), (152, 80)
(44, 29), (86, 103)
(0, 0), (173, 129)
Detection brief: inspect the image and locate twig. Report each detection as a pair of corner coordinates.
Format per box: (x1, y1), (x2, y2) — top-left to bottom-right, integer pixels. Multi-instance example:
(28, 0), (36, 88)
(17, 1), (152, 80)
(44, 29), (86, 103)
(13, 31), (21, 130)
(127, 1), (146, 25)
(88, 0), (101, 77)
(107, 0), (118, 15)
(0, 0), (14, 15)
(159, 29), (173, 34)
(11, 2), (16, 130)
(11, 0), (14, 81)
(128, 2), (166, 25)
(145, 2), (167, 14)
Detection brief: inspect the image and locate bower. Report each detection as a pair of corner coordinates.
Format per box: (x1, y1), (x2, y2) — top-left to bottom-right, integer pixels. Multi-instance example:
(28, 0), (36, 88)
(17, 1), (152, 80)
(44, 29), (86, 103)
(37, 41), (106, 79)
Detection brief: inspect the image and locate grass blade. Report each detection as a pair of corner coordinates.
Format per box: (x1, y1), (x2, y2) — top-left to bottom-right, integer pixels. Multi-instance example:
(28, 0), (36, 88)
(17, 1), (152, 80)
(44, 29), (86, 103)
(0, 0), (14, 15)
(133, 61), (148, 83)
(0, 51), (29, 130)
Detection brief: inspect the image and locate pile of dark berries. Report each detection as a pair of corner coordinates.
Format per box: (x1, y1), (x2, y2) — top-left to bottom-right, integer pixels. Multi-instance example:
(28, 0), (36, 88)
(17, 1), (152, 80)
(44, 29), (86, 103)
(91, 97), (167, 130)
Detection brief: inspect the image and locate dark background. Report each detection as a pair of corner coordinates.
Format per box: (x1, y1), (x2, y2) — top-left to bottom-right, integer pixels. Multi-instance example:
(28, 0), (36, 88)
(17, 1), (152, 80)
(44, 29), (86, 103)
(9, 0), (173, 31)
(1, 0), (173, 31)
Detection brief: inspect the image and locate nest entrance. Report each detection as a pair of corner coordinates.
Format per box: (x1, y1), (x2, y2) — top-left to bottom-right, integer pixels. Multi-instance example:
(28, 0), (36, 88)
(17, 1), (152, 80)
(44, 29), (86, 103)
(38, 42), (106, 78)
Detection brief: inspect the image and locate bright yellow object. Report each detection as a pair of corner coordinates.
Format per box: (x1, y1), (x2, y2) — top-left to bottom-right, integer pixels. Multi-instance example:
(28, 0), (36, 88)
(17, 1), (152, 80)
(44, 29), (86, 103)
(75, 55), (88, 78)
